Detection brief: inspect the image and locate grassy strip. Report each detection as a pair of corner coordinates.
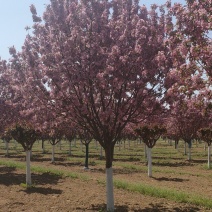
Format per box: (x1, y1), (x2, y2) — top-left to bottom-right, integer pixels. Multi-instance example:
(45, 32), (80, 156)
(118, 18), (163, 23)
(97, 178), (212, 209)
(0, 160), (90, 181)
(113, 180), (212, 209)
(120, 163), (205, 177)
(0, 160), (25, 169)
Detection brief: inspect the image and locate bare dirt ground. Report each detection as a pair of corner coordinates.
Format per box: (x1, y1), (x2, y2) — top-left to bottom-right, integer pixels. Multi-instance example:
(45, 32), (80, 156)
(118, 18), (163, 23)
(0, 165), (208, 212)
(0, 141), (211, 211)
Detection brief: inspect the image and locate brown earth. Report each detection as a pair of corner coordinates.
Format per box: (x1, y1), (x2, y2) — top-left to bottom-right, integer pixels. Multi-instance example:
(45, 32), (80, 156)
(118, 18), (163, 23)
(0, 142), (211, 212)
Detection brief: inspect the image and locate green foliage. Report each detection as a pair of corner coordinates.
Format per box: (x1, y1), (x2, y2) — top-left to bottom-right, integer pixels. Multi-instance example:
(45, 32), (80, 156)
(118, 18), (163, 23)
(113, 180), (212, 209)
(20, 183), (36, 189)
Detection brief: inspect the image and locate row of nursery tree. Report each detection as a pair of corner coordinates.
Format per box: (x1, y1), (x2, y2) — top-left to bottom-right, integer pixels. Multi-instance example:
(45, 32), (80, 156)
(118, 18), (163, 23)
(0, 0), (211, 211)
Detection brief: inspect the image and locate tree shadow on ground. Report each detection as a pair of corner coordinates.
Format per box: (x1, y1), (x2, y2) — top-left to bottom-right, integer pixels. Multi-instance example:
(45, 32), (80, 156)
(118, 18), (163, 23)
(88, 203), (129, 212)
(190, 159), (207, 164)
(20, 186), (62, 195)
(0, 166), (62, 186)
(90, 167), (144, 175)
(152, 156), (183, 160)
(113, 157), (141, 162)
(32, 172), (62, 185)
(31, 156), (65, 162)
(0, 166), (16, 173)
(0, 166), (24, 186)
(134, 203), (201, 212)
(152, 176), (189, 182)
(89, 203), (201, 212)
(2, 154), (25, 160)
(54, 161), (83, 167)
(152, 161), (194, 167)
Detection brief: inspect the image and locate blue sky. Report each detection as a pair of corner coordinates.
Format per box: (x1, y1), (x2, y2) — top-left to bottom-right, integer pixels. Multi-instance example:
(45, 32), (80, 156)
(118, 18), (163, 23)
(0, 0), (186, 60)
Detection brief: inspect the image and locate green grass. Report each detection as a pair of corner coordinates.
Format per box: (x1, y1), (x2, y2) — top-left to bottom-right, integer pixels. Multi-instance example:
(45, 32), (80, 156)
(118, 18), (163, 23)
(96, 178), (212, 209)
(0, 160), (25, 169)
(20, 183), (36, 189)
(0, 159), (90, 181)
(113, 179), (212, 209)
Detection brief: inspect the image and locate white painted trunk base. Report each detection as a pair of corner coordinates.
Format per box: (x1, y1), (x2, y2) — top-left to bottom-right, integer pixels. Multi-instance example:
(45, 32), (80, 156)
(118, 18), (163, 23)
(26, 150), (31, 186)
(106, 167), (114, 212)
(208, 145), (211, 168)
(147, 147), (152, 177)
(52, 145), (55, 162)
(188, 147), (191, 161)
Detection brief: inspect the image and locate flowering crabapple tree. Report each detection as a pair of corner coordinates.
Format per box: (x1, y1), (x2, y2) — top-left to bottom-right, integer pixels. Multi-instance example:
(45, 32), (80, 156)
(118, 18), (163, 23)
(169, 95), (208, 161)
(1, 132), (12, 157)
(165, 0), (211, 96)
(78, 129), (93, 169)
(8, 123), (38, 186)
(165, 116), (181, 150)
(199, 128), (212, 168)
(0, 59), (18, 135)
(135, 125), (166, 177)
(47, 125), (64, 163)
(64, 128), (76, 156)
(17, 1), (178, 210)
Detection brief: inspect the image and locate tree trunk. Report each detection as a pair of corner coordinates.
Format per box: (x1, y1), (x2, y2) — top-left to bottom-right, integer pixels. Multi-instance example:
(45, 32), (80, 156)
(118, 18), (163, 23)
(69, 141), (72, 156)
(188, 141), (192, 161)
(144, 143), (147, 159)
(118, 141), (121, 151)
(100, 146), (103, 160)
(147, 147), (152, 177)
(26, 150), (31, 186)
(51, 145), (55, 163)
(175, 140), (178, 150)
(208, 145), (211, 169)
(184, 142), (187, 155)
(5, 141), (9, 157)
(42, 139), (45, 154)
(74, 137), (76, 147)
(95, 140), (98, 149)
(84, 143), (89, 169)
(105, 145), (115, 211)
(106, 167), (114, 212)
(188, 147), (191, 160)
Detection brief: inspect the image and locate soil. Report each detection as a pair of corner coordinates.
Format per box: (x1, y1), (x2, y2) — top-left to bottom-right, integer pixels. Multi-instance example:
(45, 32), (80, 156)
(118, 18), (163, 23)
(0, 142), (211, 212)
